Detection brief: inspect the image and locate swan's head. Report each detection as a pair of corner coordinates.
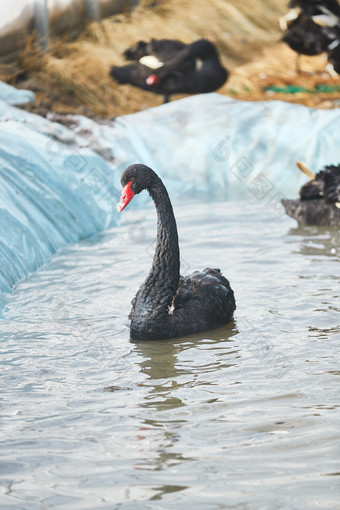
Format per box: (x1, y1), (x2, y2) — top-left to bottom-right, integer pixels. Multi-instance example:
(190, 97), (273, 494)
(117, 164), (158, 212)
(124, 41), (148, 61)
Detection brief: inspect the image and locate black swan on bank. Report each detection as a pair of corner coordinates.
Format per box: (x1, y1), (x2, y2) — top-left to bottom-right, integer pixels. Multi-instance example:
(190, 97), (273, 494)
(282, 162), (340, 225)
(117, 164), (236, 340)
(110, 39), (228, 103)
(326, 26), (340, 73)
(280, 0), (340, 71)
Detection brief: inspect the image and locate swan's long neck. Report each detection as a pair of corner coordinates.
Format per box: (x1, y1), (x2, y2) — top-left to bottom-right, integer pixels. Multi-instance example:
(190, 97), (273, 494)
(148, 180), (180, 298)
(130, 176), (180, 338)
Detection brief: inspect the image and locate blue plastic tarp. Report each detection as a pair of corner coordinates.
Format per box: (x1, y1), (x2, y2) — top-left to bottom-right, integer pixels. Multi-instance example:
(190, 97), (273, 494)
(0, 80), (35, 105)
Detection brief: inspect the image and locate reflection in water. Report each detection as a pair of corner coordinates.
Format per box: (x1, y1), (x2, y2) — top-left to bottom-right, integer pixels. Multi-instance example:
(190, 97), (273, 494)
(308, 325), (340, 337)
(134, 417), (194, 472)
(102, 321), (237, 397)
(133, 321), (238, 386)
(149, 484), (188, 501)
(106, 324), (238, 493)
(287, 225), (340, 258)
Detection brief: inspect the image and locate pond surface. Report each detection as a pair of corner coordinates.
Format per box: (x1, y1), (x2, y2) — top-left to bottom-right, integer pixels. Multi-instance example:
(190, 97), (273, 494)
(1, 199), (339, 509)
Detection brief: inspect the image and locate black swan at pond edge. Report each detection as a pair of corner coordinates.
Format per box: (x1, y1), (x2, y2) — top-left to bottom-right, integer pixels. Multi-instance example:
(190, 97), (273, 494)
(117, 164), (236, 341)
(280, 0), (340, 72)
(282, 162), (340, 225)
(110, 39), (228, 103)
(326, 28), (340, 73)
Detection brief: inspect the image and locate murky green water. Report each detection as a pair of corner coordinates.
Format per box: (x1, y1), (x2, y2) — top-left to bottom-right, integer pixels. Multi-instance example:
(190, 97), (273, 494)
(1, 200), (339, 509)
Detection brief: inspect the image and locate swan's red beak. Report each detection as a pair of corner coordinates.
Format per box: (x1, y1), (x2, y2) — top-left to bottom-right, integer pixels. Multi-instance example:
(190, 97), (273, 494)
(117, 180), (135, 212)
(146, 74), (159, 86)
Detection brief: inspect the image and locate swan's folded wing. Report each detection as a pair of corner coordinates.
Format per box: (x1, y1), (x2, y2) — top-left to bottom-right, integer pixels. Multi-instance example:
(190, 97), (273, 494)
(324, 165), (340, 203)
(173, 269), (235, 331)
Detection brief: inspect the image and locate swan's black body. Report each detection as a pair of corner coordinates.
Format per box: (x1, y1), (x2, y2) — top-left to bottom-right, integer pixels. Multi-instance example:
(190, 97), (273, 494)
(326, 34), (340, 72)
(110, 39), (228, 103)
(282, 164), (340, 225)
(118, 164), (236, 341)
(281, 0), (340, 61)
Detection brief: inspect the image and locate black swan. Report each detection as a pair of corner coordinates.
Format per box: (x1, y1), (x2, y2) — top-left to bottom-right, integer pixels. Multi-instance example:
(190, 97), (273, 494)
(326, 28), (340, 73)
(117, 164), (236, 340)
(280, 0), (340, 72)
(282, 162), (340, 225)
(110, 38), (228, 103)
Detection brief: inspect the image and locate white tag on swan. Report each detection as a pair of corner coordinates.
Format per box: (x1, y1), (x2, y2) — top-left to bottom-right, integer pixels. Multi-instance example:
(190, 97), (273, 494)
(279, 8), (301, 30)
(312, 8), (339, 27)
(195, 58), (203, 70)
(139, 56), (164, 69)
(328, 39), (340, 51)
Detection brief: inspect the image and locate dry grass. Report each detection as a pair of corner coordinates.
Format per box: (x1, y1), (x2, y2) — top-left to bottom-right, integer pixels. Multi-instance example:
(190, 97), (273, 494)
(225, 43), (340, 109)
(1, 0), (339, 117)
